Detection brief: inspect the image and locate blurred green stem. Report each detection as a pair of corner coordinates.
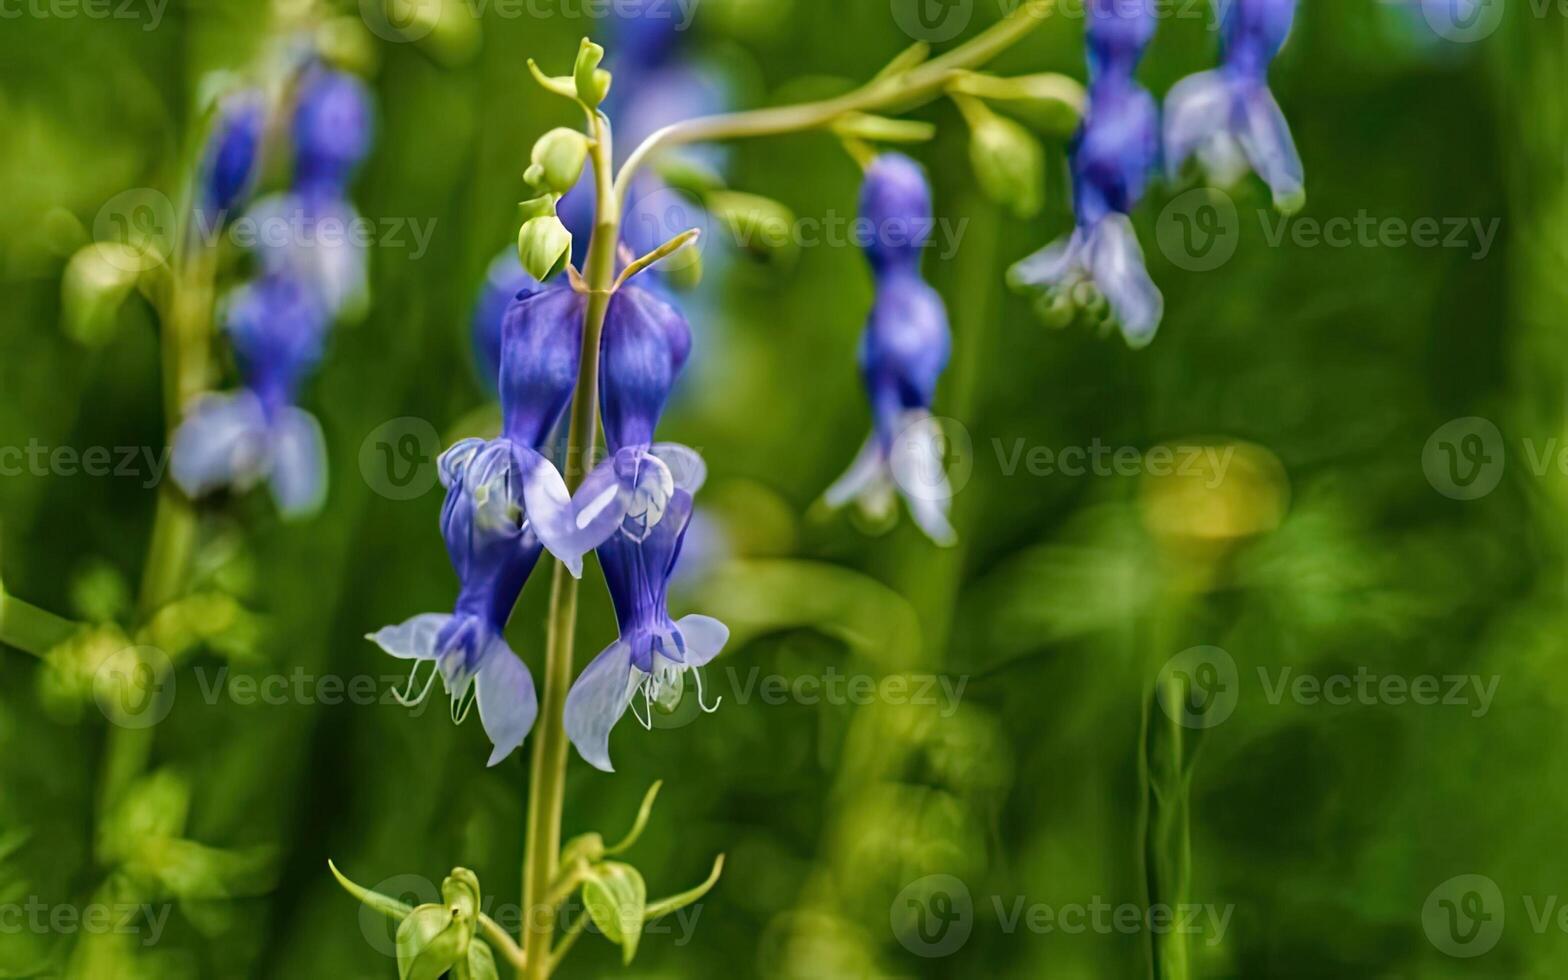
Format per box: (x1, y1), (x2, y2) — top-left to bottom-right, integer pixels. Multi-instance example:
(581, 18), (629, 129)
(0, 591), (80, 657)
(520, 111), (619, 980)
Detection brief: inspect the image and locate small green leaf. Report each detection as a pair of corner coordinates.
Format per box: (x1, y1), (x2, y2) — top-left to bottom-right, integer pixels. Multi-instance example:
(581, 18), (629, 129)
(604, 781), (662, 856)
(582, 862), (646, 965)
(527, 59), (578, 101)
(397, 904), (466, 980)
(646, 854), (725, 920)
(329, 860), (415, 921)
(573, 38), (612, 108)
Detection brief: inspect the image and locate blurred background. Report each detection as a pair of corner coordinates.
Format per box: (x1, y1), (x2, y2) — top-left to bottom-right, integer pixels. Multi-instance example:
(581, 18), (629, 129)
(1, 0), (1564, 976)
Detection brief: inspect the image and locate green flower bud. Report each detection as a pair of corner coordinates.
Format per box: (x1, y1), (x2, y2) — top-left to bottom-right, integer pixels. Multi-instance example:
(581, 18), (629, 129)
(582, 862), (646, 965)
(968, 109), (1045, 219)
(441, 868), (482, 922)
(525, 128), (591, 195)
(518, 215), (573, 281)
(573, 38), (612, 108)
(61, 243), (144, 348)
(397, 903), (467, 980)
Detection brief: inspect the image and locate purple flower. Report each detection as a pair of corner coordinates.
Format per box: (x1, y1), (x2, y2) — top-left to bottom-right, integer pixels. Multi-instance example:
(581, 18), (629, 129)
(292, 67), (374, 194)
(171, 275), (330, 517)
(368, 440), (542, 766)
(200, 91), (265, 215)
(824, 154), (957, 546)
(472, 249), (542, 392)
(564, 450), (726, 772)
(246, 190), (370, 321)
(1009, 0), (1164, 347)
(1164, 0), (1304, 211)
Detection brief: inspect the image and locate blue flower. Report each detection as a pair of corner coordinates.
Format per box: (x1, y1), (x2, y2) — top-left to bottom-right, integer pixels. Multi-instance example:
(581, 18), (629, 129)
(564, 449), (727, 772)
(824, 153), (957, 546)
(1009, 0), (1164, 347)
(171, 275), (330, 517)
(472, 248), (542, 392)
(368, 439), (542, 766)
(246, 190), (370, 322)
(200, 91), (265, 215)
(292, 66), (374, 194)
(1164, 0), (1303, 211)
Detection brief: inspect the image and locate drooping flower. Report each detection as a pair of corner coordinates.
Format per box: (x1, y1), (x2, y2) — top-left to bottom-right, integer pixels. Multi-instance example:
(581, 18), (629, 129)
(1009, 0), (1164, 347)
(368, 439), (542, 766)
(823, 153), (957, 547)
(171, 274), (331, 516)
(367, 287), (596, 763)
(1164, 0), (1304, 211)
(199, 91), (266, 216)
(291, 66), (375, 194)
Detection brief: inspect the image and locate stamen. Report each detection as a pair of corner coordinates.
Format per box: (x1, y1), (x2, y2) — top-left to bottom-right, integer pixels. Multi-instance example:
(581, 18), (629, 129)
(393, 661), (439, 707)
(694, 668), (722, 714)
(451, 685), (477, 725)
(629, 681), (653, 731)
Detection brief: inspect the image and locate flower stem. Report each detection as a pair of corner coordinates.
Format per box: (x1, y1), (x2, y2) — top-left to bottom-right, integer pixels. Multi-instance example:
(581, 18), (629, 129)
(612, 1), (1052, 202)
(519, 111), (620, 980)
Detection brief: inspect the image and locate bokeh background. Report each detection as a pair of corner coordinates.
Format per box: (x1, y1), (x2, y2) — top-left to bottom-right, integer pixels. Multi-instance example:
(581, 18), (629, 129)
(1, 0), (1564, 976)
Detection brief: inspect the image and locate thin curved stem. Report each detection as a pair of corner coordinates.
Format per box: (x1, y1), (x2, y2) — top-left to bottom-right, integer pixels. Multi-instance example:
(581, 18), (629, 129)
(612, 0), (1052, 203)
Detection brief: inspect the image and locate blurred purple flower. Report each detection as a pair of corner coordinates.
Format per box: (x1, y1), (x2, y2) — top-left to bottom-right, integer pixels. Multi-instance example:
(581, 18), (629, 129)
(199, 91), (265, 216)
(292, 66), (375, 194)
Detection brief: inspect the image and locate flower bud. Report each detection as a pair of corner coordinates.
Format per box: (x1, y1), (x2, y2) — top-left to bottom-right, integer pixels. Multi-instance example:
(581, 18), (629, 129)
(396, 903), (468, 980)
(518, 214), (573, 281)
(574, 38), (612, 108)
(525, 128), (591, 195)
(968, 110), (1045, 219)
(60, 244), (144, 347)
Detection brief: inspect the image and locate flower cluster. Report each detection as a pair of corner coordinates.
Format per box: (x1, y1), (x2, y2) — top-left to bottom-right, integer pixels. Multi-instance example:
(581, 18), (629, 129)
(824, 153), (957, 547)
(376, 258), (727, 768)
(172, 59), (375, 518)
(1011, 0), (1301, 347)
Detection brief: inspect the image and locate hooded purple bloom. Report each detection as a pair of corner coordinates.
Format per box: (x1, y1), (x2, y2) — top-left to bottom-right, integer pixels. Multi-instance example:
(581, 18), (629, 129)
(199, 91), (265, 216)
(1164, 0), (1304, 211)
(368, 287), (600, 764)
(171, 275), (331, 517)
(292, 66), (374, 194)
(1009, 0), (1164, 347)
(472, 248), (542, 392)
(824, 154), (956, 546)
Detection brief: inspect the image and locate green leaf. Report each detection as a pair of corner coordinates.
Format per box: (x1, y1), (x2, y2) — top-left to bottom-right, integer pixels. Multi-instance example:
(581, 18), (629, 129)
(397, 904), (466, 980)
(328, 860), (415, 921)
(604, 781), (662, 856)
(526, 59), (578, 101)
(582, 862), (646, 965)
(646, 854), (725, 921)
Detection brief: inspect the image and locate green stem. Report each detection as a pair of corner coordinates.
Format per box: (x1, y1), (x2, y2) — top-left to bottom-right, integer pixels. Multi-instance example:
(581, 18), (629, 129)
(612, 1), (1051, 202)
(520, 111), (619, 980)
(0, 592), (81, 657)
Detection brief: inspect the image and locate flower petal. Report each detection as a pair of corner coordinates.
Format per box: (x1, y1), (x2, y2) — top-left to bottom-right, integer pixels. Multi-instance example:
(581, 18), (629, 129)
(823, 434), (889, 511)
(675, 614), (729, 668)
(269, 407), (328, 518)
(888, 413), (958, 547)
(519, 449), (623, 577)
(1162, 69), (1232, 181)
(367, 613), (451, 660)
(1237, 84), (1305, 213)
(1007, 232), (1083, 292)
(1087, 214), (1164, 348)
(564, 640), (638, 773)
(170, 391), (271, 498)
(650, 443), (707, 495)
(476, 638), (538, 766)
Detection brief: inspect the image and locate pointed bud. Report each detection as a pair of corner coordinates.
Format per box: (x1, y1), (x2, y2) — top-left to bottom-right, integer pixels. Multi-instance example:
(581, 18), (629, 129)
(396, 904), (467, 980)
(573, 38), (612, 108)
(518, 215), (573, 281)
(967, 108), (1045, 219)
(525, 128), (591, 195)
